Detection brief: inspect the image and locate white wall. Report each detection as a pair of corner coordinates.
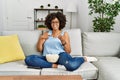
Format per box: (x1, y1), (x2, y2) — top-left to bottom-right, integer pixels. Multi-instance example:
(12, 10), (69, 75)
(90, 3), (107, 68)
(2, 0), (78, 31)
(113, 13), (120, 32)
(0, 0), (3, 33)
(78, 0), (90, 32)
(1, 0), (120, 32)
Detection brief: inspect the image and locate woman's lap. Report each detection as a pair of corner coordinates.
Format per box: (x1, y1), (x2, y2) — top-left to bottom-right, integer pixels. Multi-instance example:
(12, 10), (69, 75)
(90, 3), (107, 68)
(25, 52), (85, 71)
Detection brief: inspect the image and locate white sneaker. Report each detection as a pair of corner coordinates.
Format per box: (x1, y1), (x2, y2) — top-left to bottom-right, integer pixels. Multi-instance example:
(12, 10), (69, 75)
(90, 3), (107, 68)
(84, 56), (98, 62)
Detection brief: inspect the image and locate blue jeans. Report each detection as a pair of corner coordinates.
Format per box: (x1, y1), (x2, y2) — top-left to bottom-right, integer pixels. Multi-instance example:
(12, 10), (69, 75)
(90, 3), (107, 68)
(25, 52), (85, 71)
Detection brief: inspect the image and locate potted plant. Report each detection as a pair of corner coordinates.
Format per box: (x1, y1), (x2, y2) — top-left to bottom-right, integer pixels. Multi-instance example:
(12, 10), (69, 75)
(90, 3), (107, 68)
(48, 4), (50, 7)
(55, 6), (58, 9)
(88, 0), (120, 32)
(37, 25), (47, 30)
(40, 5), (44, 9)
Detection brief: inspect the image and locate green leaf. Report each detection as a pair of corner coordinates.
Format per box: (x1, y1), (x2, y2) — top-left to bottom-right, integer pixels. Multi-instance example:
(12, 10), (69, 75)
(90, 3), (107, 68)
(88, 0), (120, 32)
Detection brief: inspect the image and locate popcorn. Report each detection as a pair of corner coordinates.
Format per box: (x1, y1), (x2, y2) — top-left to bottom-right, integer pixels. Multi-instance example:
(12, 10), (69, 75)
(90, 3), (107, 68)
(46, 54), (59, 63)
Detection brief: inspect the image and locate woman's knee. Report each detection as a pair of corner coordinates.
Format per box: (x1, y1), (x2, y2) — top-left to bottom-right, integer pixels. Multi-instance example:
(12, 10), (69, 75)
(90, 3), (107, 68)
(65, 58), (85, 71)
(25, 55), (38, 65)
(66, 63), (79, 71)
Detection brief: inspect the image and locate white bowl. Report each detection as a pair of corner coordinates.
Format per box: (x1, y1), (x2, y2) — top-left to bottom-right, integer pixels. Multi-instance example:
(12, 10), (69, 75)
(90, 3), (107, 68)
(46, 54), (59, 63)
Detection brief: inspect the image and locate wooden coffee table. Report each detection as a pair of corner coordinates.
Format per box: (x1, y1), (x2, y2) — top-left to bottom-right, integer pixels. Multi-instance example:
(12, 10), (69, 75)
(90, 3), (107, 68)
(0, 75), (82, 80)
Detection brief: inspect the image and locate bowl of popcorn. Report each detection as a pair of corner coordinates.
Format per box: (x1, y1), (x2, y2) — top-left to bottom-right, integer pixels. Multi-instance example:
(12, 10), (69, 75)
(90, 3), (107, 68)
(46, 54), (59, 63)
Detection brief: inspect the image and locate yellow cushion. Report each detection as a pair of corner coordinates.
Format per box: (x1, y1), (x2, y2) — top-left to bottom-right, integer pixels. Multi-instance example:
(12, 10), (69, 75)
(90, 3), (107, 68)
(0, 34), (25, 64)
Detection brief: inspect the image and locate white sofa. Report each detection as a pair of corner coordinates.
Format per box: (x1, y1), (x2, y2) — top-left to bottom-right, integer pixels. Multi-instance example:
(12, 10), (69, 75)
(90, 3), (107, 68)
(83, 32), (120, 80)
(82, 32), (120, 56)
(0, 29), (120, 80)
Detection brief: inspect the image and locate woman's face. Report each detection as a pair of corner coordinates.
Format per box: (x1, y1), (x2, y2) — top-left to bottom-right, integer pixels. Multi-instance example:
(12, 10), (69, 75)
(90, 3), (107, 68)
(51, 18), (60, 30)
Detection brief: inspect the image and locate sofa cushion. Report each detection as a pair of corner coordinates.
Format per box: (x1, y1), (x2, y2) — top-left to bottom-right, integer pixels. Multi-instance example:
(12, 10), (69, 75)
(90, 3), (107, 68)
(0, 32), (1, 35)
(66, 29), (82, 56)
(118, 52), (120, 58)
(83, 32), (120, 56)
(41, 62), (98, 79)
(93, 57), (120, 80)
(0, 34), (25, 64)
(2, 29), (82, 56)
(2, 31), (42, 56)
(0, 60), (40, 75)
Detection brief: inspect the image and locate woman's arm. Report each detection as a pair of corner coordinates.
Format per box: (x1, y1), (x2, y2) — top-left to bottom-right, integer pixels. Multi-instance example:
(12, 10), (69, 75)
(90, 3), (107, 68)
(37, 32), (48, 52)
(58, 32), (71, 54)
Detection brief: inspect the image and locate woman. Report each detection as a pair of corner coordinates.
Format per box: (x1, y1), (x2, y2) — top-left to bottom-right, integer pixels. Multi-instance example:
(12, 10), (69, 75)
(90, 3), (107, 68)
(25, 12), (86, 71)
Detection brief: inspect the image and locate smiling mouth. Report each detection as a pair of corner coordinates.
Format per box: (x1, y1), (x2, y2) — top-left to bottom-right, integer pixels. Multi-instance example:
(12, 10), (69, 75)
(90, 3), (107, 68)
(53, 25), (58, 28)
